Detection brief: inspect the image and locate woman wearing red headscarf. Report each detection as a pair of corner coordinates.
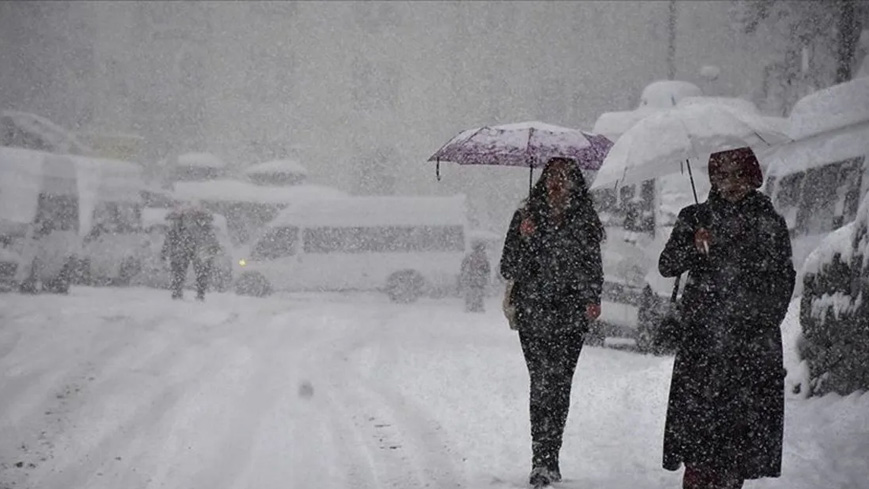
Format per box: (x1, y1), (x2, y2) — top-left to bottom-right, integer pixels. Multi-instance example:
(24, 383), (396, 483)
(657, 147), (795, 489)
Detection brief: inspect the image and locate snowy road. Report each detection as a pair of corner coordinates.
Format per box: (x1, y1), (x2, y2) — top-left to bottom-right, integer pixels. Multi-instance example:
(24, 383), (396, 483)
(1, 288), (867, 489)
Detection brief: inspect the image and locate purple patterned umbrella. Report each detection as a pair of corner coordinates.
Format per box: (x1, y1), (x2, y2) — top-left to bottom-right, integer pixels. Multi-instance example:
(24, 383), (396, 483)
(429, 120), (612, 176)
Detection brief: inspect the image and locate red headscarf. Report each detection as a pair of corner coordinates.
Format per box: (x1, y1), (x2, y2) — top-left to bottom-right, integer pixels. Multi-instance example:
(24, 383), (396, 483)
(708, 147), (763, 189)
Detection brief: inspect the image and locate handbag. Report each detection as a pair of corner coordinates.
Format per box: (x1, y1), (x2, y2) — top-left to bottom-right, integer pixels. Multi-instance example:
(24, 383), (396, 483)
(653, 274), (683, 353)
(502, 280), (519, 330)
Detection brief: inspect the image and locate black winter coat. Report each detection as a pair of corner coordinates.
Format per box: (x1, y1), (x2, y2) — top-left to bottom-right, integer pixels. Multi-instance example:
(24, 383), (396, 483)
(658, 190), (795, 479)
(500, 200), (603, 335)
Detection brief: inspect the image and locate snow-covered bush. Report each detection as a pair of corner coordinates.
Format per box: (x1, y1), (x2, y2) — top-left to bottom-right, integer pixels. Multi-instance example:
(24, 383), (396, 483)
(799, 194), (869, 396)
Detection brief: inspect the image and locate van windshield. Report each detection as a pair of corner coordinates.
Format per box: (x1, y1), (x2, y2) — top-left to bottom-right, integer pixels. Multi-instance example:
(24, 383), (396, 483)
(252, 226), (299, 259)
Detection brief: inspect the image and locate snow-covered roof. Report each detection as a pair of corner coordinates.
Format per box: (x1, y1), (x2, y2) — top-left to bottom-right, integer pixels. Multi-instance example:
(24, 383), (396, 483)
(0, 110), (93, 155)
(244, 159), (308, 176)
(639, 80), (702, 109)
(271, 195), (467, 228)
(176, 152), (226, 169)
(788, 77), (869, 141)
(173, 179), (347, 205)
(676, 96), (759, 114)
(765, 120), (869, 179)
(72, 155), (143, 203)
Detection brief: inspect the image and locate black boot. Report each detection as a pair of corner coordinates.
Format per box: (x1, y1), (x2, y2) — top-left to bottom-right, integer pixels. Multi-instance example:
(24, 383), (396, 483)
(528, 466), (556, 487)
(546, 454), (561, 483)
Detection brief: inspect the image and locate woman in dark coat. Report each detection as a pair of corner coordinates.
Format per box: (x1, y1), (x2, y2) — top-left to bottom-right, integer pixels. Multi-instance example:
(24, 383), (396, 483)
(658, 147), (795, 489)
(500, 157), (604, 487)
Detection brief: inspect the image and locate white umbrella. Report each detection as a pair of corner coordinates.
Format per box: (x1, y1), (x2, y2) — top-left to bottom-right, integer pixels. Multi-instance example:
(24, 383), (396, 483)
(590, 103), (790, 202)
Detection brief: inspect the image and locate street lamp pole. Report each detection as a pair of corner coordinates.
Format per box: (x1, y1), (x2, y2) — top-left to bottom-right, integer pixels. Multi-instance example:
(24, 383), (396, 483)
(667, 0), (677, 80)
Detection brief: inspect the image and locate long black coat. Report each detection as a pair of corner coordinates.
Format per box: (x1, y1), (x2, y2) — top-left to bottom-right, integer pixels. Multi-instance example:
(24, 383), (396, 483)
(658, 190), (795, 479)
(500, 200), (603, 335)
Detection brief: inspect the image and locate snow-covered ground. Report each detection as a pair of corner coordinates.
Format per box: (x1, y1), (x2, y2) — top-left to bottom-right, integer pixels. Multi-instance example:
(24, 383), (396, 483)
(1, 289), (867, 489)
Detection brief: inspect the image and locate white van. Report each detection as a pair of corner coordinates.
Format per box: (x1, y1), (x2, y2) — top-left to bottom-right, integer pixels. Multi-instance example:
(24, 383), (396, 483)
(234, 195), (469, 301)
(0, 147), (81, 293)
(764, 77), (869, 283)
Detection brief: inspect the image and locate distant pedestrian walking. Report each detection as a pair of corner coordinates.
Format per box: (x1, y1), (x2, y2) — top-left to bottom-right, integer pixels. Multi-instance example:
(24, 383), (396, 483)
(460, 241), (491, 312)
(161, 206), (220, 301)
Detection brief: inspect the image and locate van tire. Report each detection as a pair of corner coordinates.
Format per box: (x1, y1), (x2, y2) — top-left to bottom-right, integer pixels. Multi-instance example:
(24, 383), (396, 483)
(386, 270), (425, 303)
(235, 271), (272, 297)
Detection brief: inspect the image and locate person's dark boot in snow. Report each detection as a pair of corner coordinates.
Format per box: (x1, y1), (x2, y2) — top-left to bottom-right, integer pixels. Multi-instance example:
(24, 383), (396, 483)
(528, 466), (557, 487)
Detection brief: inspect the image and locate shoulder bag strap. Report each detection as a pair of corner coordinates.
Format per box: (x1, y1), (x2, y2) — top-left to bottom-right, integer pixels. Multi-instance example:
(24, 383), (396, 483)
(669, 274), (681, 305)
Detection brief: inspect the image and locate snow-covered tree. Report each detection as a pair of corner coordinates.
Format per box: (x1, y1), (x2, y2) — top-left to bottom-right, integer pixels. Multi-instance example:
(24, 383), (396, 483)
(734, 0), (868, 114)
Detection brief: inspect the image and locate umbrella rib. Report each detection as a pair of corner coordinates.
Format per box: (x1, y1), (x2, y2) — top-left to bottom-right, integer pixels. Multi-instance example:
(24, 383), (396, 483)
(429, 125), (488, 162)
(752, 129), (770, 147)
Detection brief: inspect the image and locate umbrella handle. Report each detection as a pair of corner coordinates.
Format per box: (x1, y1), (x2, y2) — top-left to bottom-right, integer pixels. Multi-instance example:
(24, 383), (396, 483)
(528, 164), (533, 197)
(436, 158), (441, 182)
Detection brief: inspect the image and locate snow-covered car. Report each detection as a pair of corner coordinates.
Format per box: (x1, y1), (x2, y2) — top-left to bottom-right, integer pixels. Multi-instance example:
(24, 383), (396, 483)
(131, 208), (233, 292)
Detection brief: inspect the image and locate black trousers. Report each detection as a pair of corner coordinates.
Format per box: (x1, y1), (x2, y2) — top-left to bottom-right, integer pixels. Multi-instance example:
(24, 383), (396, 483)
(170, 254), (211, 298)
(519, 328), (585, 470)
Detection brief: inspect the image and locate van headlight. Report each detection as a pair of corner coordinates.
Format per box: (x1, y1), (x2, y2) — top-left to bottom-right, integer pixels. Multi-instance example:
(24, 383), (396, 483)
(238, 259), (247, 267)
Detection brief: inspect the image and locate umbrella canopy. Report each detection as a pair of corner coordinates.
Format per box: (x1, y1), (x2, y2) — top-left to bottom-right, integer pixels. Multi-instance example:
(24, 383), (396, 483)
(590, 104), (790, 192)
(428, 121), (612, 171)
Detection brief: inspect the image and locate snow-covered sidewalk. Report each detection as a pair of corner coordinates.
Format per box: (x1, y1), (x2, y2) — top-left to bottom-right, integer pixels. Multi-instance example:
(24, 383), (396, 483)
(0, 288), (866, 489)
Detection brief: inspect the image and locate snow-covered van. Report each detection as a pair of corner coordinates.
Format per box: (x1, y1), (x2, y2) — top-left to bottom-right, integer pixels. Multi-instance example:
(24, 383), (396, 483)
(76, 156), (148, 285)
(764, 77), (869, 285)
(0, 147), (148, 291)
(0, 147), (81, 293)
(234, 195), (469, 301)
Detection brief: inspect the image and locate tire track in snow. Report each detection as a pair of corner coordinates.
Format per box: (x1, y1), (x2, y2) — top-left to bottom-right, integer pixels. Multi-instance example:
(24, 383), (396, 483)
(9, 309), (244, 489)
(294, 307), (466, 489)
